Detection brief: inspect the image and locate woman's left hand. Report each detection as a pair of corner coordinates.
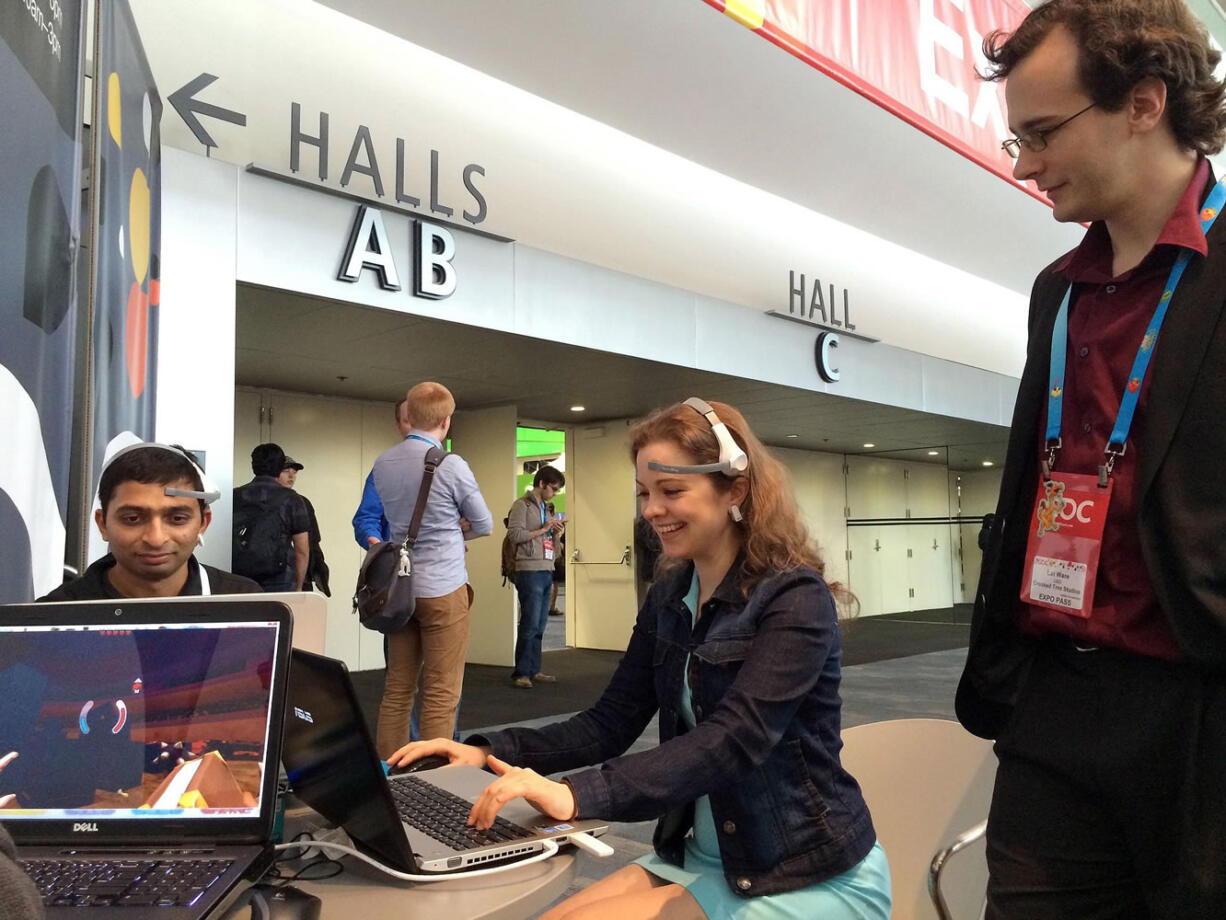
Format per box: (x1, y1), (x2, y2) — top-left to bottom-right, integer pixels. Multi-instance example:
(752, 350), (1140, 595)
(467, 755), (576, 830)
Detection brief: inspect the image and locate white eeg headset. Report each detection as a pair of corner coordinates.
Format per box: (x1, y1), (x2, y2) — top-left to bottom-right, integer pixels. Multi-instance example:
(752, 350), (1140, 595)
(647, 397), (749, 477)
(100, 442), (222, 505)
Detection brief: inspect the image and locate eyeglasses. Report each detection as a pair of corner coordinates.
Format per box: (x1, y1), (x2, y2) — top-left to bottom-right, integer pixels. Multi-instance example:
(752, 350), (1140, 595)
(1001, 102), (1096, 159)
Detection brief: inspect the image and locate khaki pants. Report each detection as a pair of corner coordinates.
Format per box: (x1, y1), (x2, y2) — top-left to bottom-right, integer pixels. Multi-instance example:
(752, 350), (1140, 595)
(376, 583), (471, 759)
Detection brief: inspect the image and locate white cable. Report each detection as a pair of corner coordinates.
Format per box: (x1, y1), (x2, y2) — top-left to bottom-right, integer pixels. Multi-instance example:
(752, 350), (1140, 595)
(273, 837), (559, 882)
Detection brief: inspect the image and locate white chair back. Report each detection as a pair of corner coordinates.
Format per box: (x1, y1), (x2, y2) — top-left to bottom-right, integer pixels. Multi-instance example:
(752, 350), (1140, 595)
(839, 718), (995, 920)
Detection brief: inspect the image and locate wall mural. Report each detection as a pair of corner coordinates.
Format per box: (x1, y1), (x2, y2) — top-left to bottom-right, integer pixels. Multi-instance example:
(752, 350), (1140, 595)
(0, 0), (84, 600)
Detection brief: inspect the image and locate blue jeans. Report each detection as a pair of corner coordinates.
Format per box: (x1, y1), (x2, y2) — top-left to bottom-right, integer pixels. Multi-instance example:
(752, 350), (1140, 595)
(512, 570), (553, 679)
(258, 571), (296, 592)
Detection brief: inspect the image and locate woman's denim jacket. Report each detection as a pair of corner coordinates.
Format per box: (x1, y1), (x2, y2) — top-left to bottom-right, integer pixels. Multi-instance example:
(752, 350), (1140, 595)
(475, 559), (877, 897)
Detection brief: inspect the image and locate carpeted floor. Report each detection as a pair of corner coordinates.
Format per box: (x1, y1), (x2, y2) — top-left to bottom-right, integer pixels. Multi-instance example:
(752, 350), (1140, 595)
(349, 604), (971, 734)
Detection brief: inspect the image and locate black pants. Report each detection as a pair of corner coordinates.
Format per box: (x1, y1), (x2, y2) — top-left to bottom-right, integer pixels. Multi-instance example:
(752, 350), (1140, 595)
(986, 640), (1226, 919)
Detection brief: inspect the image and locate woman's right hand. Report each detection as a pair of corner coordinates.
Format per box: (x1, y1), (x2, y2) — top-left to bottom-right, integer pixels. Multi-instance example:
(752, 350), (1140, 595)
(386, 738), (489, 770)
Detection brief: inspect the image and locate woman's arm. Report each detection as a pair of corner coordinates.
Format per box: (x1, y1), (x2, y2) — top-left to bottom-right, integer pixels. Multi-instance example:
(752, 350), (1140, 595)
(566, 571), (837, 822)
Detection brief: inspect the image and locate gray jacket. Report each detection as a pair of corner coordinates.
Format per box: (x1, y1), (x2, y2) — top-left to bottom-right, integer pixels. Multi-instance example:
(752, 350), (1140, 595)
(506, 493), (557, 573)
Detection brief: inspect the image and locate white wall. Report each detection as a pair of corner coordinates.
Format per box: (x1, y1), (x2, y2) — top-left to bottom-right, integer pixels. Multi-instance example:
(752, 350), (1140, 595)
(949, 467), (1004, 602)
(844, 455), (959, 616)
(156, 149), (239, 569)
(128, 0), (1046, 377)
(775, 447), (849, 590)
(450, 404), (518, 666)
(233, 387), (404, 668)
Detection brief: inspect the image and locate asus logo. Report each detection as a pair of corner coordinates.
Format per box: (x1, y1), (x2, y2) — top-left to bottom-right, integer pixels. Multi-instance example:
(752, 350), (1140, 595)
(72, 822), (100, 832)
(293, 706), (313, 724)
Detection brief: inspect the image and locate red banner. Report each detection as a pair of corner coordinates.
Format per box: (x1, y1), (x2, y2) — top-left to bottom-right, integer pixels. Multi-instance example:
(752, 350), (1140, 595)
(704, 0), (1036, 201)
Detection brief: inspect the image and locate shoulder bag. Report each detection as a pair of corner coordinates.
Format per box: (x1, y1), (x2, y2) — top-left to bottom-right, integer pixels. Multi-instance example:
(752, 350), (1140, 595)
(353, 445), (448, 633)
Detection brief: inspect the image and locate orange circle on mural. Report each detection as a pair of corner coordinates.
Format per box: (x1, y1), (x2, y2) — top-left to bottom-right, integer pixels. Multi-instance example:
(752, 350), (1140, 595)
(126, 282), (149, 398)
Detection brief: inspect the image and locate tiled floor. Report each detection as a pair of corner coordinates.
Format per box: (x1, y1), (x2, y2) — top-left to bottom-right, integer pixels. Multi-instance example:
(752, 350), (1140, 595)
(467, 646), (968, 910)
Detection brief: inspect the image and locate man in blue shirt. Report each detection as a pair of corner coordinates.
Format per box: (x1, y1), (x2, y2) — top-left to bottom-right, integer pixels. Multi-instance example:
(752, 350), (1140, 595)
(369, 382), (492, 757)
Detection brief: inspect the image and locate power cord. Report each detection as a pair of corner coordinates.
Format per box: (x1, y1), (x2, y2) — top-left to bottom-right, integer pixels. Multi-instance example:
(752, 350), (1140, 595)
(272, 835), (560, 883)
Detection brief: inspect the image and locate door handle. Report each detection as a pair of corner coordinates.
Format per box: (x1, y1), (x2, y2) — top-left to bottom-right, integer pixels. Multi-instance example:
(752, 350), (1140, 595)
(572, 545), (631, 566)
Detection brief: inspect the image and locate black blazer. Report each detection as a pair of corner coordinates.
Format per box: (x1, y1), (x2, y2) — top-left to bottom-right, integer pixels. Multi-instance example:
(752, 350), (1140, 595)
(957, 171), (1226, 739)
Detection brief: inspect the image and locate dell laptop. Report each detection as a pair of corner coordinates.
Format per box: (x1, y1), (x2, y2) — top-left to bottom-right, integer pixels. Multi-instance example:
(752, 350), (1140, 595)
(0, 599), (293, 918)
(283, 649), (607, 873)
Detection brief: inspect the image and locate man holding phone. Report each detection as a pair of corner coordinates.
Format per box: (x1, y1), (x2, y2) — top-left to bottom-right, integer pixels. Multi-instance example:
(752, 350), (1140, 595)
(505, 466), (566, 688)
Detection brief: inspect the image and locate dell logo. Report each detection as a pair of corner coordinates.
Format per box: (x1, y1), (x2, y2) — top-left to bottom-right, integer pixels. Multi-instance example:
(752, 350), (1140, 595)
(72, 822), (100, 832)
(293, 706), (314, 724)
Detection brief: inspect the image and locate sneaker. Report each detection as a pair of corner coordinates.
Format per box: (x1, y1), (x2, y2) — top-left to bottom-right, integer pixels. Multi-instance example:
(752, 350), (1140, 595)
(513, 676), (533, 689)
(532, 672), (557, 683)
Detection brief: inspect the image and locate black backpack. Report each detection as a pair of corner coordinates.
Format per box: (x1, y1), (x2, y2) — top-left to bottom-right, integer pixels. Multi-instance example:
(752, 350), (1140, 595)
(233, 488), (293, 578)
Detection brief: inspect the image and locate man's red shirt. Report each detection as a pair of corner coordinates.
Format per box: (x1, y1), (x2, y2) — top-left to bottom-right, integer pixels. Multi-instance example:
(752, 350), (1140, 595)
(1018, 157), (1211, 660)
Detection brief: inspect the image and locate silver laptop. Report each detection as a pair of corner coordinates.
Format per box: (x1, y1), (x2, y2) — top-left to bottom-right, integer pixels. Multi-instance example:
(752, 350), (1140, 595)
(282, 649), (607, 872)
(0, 600), (293, 918)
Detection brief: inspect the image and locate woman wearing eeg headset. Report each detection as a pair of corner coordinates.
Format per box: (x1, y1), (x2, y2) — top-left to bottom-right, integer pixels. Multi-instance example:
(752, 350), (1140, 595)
(389, 399), (890, 918)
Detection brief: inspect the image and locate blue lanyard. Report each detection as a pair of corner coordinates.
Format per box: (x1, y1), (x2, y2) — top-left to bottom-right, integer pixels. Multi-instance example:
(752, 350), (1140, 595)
(408, 434), (436, 446)
(1045, 177), (1226, 482)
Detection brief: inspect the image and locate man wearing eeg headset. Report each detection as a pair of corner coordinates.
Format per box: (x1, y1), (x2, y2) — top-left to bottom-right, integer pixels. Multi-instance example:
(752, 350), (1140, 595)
(39, 443), (260, 600)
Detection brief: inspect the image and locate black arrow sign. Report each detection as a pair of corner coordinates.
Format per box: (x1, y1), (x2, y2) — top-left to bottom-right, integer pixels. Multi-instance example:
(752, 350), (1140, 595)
(168, 73), (246, 150)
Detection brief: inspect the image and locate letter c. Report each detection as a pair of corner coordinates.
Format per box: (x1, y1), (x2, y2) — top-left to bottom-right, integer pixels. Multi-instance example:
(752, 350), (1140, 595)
(1076, 501), (1093, 524)
(816, 332), (840, 383)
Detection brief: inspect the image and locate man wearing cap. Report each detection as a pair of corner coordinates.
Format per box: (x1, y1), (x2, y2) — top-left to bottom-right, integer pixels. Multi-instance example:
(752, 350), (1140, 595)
(39, 443), (259, 600)
(232, 443), (311, 592)
(277, 455), (329, 596)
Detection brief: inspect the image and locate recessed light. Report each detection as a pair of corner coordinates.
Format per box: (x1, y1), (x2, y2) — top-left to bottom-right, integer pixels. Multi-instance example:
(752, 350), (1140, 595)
(786, 433), (799, 439)
(569, 405), (585, 412)
(982, 460), (994, 467)
(862, 443), (875, 449)
(928, 450), (940, 456)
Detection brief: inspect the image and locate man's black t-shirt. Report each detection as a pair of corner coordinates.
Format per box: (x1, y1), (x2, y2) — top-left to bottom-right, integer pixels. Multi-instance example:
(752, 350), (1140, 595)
(38, 555), (260, 601)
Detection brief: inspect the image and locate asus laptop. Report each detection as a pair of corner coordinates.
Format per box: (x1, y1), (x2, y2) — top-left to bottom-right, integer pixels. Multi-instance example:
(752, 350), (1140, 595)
(0, 599), (293, 918)
(283, 649), (607, 873)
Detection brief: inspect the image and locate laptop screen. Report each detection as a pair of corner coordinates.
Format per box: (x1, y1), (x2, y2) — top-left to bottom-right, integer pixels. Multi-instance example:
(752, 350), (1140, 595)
(0, 601), (292, 845)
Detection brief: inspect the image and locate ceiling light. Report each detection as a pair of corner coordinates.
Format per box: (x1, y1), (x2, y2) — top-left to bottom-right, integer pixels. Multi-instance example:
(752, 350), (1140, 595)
(862, 443), (875, 449)
(569, 405), (585, 412)
(786, 433), (799, 439)
(982, 460), (994, 467)
(928, 450), (940, 456)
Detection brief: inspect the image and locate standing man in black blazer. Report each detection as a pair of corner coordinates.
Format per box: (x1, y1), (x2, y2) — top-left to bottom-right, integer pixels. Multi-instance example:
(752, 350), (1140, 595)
(958, 2), (1226, 917)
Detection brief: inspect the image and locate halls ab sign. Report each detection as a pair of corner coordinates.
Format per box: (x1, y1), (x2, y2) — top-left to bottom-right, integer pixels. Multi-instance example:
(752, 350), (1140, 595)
(338, 205), (458, 300)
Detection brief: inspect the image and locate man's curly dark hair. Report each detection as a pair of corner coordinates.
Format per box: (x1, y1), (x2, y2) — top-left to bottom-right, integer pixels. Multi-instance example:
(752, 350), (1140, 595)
(981, 0), (1226, 155)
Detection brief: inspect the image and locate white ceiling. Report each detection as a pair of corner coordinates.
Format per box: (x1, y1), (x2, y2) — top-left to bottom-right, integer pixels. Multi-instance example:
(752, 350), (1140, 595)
(315, 0), (1085, 296)
(232, 0), (1226, 469)
(234, 0), (1051, 467)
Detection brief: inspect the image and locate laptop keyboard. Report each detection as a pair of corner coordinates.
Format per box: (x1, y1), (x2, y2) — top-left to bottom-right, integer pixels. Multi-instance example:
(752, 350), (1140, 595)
(20, 855), (233, 908)
(389, 776), (536, 851)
